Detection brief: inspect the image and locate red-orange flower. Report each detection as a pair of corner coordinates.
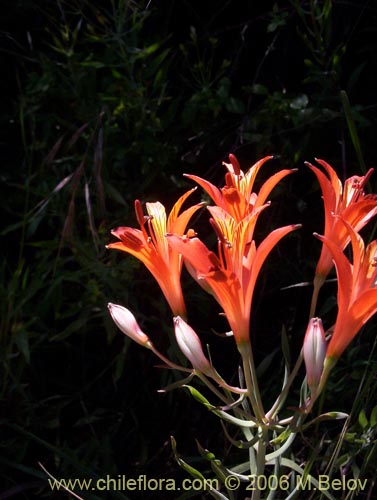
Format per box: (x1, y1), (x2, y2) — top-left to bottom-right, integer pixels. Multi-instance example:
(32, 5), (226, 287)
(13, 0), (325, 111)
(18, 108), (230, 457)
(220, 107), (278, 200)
(307, 159), (377, 281)
(316, 219), (377, 359)
(107, 189), (203, 317)
(185, 154), (295, 222)
(168, 216), (299, 345)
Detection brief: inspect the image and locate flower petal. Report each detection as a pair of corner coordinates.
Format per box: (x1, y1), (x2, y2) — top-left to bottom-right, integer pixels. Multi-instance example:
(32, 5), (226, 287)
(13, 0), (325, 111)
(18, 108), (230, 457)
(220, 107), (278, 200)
(184, 174), (224, 208)
(254, 169), (296, 209)
(167, 235), (221, 275)
(245, 224), (301, 307)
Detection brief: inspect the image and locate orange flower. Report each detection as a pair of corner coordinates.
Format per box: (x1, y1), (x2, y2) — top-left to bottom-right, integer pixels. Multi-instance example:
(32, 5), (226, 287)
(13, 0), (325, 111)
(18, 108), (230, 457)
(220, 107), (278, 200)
(168, 217), (299, 345)
(107, 189), (203, 317)
(307, 159), (377, 281)
(315, 219), (377, 359)
(185, 154), (295, 222)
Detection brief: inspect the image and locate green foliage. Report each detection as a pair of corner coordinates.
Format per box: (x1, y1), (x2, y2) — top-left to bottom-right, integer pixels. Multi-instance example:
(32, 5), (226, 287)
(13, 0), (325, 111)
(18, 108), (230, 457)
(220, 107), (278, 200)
(1, 0), (377, 498)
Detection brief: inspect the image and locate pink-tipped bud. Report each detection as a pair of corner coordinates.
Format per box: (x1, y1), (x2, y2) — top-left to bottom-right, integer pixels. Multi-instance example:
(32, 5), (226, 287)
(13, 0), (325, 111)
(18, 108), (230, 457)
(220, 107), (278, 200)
(108, 303), (152, 348)
(303, 317), (327, 392)
(174, 316), (213, 375)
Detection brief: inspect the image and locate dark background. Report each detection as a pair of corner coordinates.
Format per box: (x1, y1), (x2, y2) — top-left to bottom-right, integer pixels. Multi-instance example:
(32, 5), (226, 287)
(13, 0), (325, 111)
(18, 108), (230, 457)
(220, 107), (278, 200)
(1, 1), (377, 498)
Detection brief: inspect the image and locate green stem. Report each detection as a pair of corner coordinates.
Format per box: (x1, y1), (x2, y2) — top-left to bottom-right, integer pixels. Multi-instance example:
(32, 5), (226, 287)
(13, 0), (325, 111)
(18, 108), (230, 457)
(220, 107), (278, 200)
(309, 274), (324, 318)
(197, 373), (257, 457)
(196, 372), (235, 407)
(251, 427), (267, 500)
(266, 350), (303, 419)
(265, 451), (280, 500)
(150, 344), (192, 373)
(238, 342), (265, 422)
(304, 356), (336, 413)
(267, 274), (325, 419)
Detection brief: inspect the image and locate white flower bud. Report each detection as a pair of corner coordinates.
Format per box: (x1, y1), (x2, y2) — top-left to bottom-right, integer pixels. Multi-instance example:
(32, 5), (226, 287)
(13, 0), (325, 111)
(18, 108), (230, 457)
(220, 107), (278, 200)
(108, 303), (152, 348)
(303, 317), (327, 392)
(174, 316), (213, 375)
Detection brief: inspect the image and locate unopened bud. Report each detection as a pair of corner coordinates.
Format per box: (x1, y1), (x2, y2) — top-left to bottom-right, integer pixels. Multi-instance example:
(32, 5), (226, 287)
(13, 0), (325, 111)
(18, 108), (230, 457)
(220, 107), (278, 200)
(108, 303), (152, 348)
(303, 317), (327, 393)
(174, 316), (213, 375)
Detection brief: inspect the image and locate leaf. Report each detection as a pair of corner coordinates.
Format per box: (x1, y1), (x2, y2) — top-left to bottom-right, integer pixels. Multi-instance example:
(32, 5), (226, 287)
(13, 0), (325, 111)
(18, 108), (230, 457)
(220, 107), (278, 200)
(370, 406), (377, 427)
(171, 436), (207, 479)
(141, 42), (160, 56)
(340, 90), (367, 174)
(0, 220), (26, 235)
(105, 183), (128, 207)
(358, 409), (369, 429)
(280, 325), (291, 366)
(171, 437), (229, 500)
(183, 385), (213, 408)
(250, 83), (269, 95)
(273, 458), (337, 500)
(290, 94), (309, 110)
(256, 347), (278, 377)
(158, 373), (195, 393)
(225, 97), (245, 114)
(196, 441), (237, 498)
(50, 314), (90, 341)
(196, 441), (217, 461)
(302, 412), (349, 430)
(14, 328), (30, 364)
(80, 60), (106, 68)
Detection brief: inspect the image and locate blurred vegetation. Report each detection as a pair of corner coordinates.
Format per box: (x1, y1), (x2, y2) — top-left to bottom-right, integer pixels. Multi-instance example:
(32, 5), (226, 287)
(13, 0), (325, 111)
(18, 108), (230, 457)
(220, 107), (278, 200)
(1, 0), (377, 498)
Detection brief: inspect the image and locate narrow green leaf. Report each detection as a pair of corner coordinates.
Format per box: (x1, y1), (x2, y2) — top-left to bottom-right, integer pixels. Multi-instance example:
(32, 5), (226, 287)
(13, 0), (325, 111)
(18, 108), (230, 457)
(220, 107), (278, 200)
(370, 406), (377, 427)
(170, 437), (228, 500)
(183, 385), (213, 408)
(280, 325), (291, 366)
(358, 409), (369, 429)
(340, 90), (367, 174)
(14, 328), (30, 364)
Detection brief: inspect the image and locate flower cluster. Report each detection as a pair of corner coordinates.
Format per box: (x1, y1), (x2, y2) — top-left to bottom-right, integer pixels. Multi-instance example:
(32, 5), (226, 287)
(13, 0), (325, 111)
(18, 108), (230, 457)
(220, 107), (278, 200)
(107, 155), (377, 406)
(304, 161), (377, 399)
